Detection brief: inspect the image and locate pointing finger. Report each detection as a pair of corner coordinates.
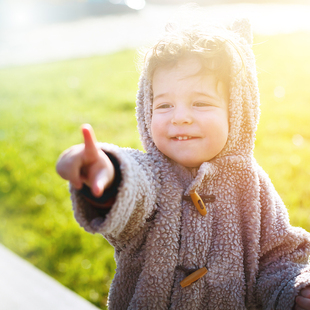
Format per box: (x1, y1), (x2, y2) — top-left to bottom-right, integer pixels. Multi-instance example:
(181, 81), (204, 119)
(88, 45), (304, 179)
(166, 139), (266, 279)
(81, 124), (98, 161)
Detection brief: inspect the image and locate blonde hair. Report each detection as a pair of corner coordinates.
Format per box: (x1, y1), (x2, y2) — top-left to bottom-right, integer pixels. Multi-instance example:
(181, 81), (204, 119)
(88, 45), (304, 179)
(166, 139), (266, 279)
(139, 23), (246, 89)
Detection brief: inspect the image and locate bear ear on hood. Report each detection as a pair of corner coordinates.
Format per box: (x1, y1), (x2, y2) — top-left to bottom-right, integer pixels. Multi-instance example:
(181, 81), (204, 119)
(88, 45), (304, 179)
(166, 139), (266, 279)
(230, 18), (253, 47)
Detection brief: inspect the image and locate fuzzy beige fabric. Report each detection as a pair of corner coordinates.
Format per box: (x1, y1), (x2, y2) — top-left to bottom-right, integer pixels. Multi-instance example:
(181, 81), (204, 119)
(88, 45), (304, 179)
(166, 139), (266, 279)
(71, 19), (310, 309)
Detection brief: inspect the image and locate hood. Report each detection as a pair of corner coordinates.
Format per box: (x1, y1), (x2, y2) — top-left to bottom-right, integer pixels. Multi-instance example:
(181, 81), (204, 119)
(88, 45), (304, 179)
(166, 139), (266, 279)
(135, 19), (260, 164)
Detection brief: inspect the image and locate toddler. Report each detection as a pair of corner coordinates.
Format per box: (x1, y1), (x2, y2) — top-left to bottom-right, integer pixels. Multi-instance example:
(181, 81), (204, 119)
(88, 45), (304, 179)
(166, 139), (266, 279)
(57, 18), (310, 309)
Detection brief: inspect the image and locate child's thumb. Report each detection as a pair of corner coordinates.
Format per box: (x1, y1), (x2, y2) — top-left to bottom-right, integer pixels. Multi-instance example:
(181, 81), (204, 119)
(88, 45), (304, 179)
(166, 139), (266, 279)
(91, 169), (109, 197)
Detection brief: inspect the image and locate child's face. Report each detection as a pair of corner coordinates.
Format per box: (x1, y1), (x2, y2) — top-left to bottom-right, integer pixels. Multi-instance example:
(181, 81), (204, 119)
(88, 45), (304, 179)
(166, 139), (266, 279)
(151, 57), (229, 168)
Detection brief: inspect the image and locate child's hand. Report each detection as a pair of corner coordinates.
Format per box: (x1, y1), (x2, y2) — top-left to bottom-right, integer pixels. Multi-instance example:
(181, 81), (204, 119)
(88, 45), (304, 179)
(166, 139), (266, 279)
(56, 124), (115, 197)
(294, 286), (310, 310)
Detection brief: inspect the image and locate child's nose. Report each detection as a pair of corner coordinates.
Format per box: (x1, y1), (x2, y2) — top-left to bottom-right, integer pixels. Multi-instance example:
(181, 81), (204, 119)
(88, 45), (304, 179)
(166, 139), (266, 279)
(171, 106), (193, 125)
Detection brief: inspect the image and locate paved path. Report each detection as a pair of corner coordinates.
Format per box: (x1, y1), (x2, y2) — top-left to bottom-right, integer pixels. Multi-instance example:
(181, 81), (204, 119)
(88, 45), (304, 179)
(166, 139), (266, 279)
(1, 3), (310, 68)
(0, 244), (100, 310)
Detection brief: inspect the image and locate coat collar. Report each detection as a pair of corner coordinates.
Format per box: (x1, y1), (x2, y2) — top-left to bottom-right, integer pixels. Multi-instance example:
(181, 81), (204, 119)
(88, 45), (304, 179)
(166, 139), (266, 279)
(166, 154), (254, 196)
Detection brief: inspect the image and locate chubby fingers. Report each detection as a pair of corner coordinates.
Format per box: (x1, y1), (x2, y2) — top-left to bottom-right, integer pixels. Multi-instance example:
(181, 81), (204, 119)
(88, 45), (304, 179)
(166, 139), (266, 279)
(57, 124), (115, 196)
(295, 297), (309, 310)
(80, 149), (115, 197)
(301, 287), (310, 299)
(56, 144), (84, 189)
(295, 287), (310, 310)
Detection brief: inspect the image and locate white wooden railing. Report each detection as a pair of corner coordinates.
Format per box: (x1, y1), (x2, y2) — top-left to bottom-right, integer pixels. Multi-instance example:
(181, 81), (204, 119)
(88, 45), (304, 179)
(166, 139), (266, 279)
(0, 244), (100, 310)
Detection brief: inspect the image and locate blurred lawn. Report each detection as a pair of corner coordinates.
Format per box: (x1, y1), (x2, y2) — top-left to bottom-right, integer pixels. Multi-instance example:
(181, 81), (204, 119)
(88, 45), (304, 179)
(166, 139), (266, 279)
(0, 32), (310, 309)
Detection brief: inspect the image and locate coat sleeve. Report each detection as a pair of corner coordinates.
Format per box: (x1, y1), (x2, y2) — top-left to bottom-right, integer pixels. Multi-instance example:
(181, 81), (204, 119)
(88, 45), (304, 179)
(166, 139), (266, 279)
(255, 166), (310, 310)
(70, 143), (160, 247)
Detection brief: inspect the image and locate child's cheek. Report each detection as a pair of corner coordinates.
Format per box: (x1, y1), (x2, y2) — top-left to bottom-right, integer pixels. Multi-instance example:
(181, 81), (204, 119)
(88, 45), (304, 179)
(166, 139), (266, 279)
(150, 115), (166, 152)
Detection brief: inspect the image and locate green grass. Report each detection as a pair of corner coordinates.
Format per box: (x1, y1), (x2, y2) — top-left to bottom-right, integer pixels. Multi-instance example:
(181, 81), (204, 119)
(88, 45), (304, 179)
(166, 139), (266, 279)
(0, 50), (141, 309)
(0, 32), (310, 308)
(253, 32), (310, 228)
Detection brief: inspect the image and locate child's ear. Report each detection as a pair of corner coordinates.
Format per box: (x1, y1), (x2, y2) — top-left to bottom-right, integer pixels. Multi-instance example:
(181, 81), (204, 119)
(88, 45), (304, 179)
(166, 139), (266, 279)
(230, 18), (253, 47)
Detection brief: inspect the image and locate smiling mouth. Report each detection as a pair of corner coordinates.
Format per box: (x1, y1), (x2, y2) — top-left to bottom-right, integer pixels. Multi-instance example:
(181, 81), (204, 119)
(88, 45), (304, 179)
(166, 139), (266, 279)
(173, 136), (196, 141)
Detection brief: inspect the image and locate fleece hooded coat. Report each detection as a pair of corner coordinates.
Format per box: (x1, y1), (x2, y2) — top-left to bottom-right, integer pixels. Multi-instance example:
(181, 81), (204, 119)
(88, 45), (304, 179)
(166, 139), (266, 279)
(71, 19), (310, 309)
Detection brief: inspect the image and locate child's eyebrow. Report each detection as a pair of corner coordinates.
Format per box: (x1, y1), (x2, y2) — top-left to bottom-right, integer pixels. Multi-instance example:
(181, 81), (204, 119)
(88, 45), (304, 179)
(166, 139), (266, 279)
(191, 91), (219, 100)
(153, 91), (218, 102)
(153, 93), (168, 102)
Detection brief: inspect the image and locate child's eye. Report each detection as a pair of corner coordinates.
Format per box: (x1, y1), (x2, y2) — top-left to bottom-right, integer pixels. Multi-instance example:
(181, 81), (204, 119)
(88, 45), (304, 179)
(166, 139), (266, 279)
(156, 103), (172, 109)
(194, 102), (211, 107)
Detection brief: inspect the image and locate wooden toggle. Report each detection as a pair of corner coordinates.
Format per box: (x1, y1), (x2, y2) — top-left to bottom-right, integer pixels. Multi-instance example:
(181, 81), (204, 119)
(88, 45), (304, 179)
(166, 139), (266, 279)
(180, 267), (208, 288)
(189, 190), (207, 216)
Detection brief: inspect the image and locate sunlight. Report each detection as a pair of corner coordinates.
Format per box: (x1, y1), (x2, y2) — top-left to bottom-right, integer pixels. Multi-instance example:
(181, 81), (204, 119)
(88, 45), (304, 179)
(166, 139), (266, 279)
(125, 0), (145, 10)
(5, 4), (38, 28)
(274, 86), (285, 99)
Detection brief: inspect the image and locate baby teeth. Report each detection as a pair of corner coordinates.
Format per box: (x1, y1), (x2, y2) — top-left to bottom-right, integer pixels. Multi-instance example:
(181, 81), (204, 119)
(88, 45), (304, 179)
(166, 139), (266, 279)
(176, 136), (192, 140)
